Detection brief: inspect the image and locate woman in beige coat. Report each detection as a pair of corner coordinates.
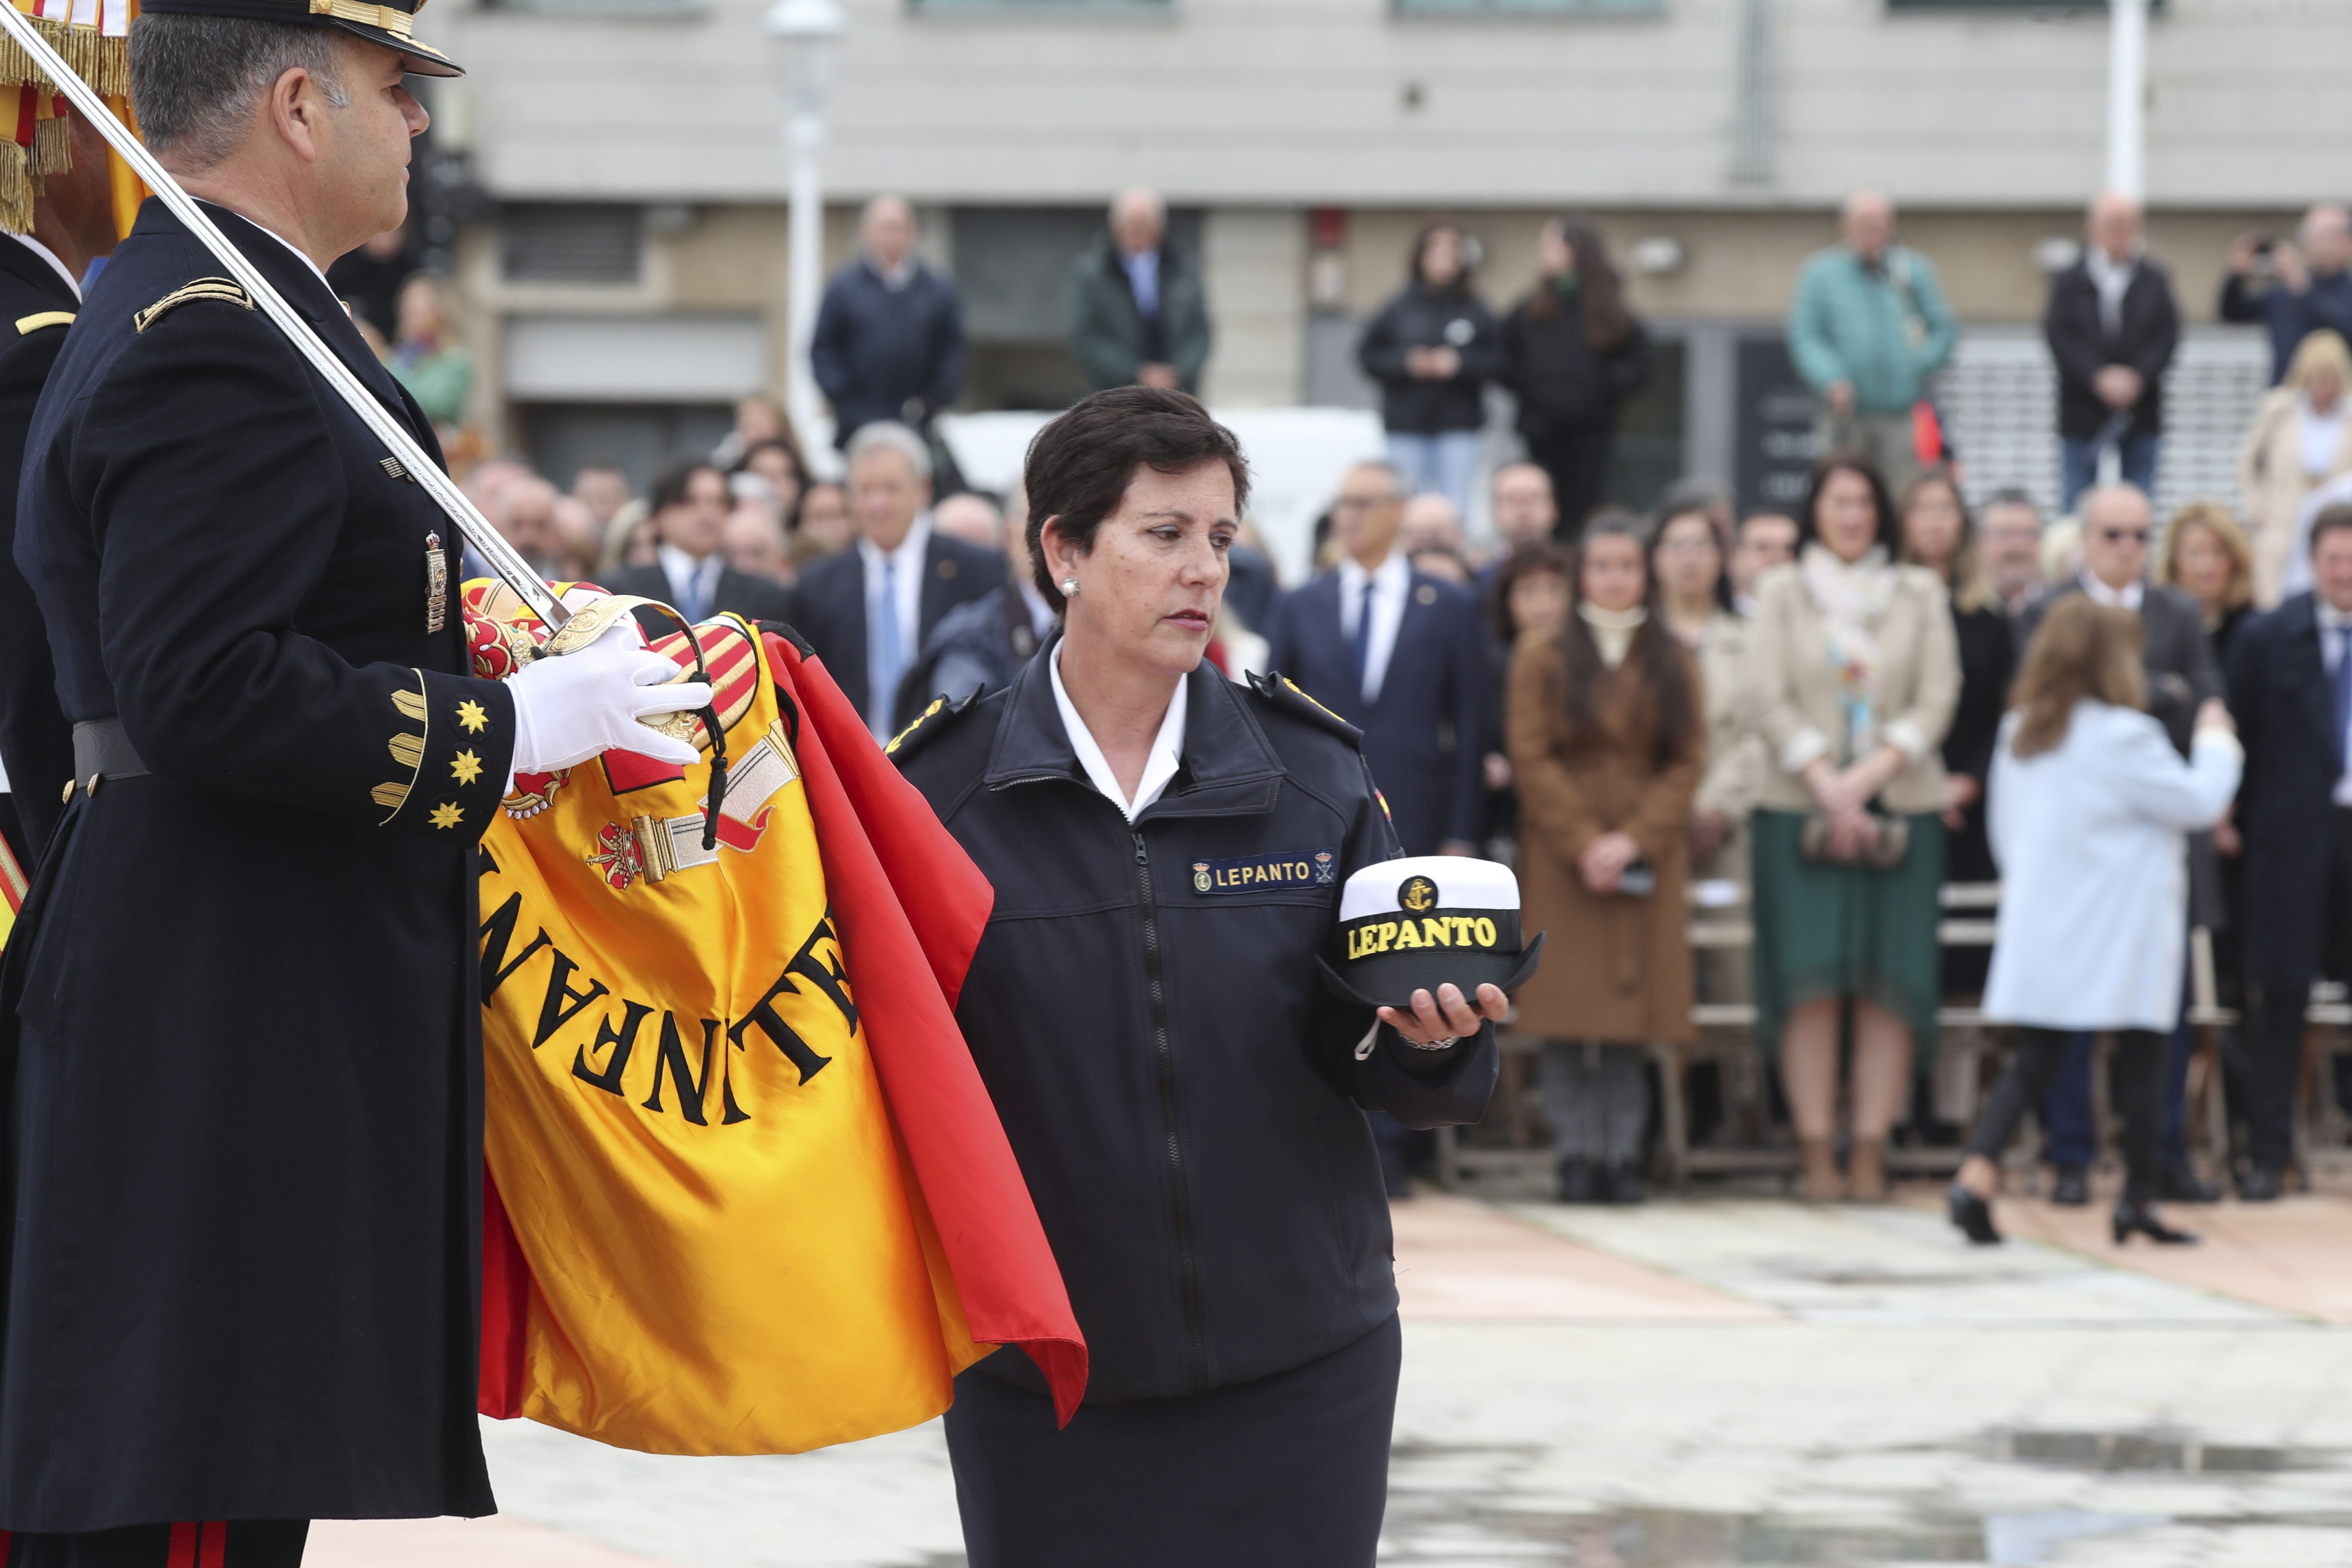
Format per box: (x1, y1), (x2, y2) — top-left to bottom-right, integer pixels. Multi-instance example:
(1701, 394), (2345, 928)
(1750, 454), (1960, 1202)
(1509, 513), (1704, 1204)
(2236, 328), (2352, 606)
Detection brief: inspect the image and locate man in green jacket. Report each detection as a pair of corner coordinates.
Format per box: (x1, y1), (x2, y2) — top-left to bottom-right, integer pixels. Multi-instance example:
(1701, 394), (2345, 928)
(1067, 187), (1212, 395)
(1788, 190), (1957, 493)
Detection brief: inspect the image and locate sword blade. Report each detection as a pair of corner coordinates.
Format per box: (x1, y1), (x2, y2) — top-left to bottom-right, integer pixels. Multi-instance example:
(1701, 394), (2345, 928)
(0, 9), (569, 628)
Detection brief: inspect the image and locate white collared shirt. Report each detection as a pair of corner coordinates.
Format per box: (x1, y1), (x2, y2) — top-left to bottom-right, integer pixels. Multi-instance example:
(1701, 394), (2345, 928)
(9, 233), (78, 300)
(1050, 642), (1188, 821)
(248, 220), (334, 293)
(2080, 570), (2144, 613)
(656, 542), (723, 618)
(1335, 550), (1412, 705)
(857, 513), (932, 673)
(2318, 599), (2352, 806)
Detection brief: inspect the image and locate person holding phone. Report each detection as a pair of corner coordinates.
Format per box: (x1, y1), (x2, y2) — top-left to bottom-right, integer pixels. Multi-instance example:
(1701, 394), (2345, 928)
(1507, 511), (1705, 1204)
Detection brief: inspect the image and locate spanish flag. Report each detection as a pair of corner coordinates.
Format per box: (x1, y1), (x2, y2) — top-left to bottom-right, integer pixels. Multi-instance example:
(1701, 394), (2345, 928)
(466, 585), (1084, 1452)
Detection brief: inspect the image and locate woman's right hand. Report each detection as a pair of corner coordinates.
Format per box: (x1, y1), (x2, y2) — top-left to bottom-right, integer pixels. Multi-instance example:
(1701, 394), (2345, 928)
(1825, 803), (1881, 863)
(1577, 830), (1642, 893)
(2194, 697), (2236, 737)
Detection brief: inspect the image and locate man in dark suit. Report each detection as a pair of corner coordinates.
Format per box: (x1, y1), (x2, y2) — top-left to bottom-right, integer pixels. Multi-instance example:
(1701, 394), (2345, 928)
(1265, 459), (1488, 1197)
(809, 195), (964, 453)
(0, 105), (116, 871)
(787, 420), (1001, 737)
(1266, 459), (1487, 861)
(2227, 503), (2352, 1200)
(605, 456), (794, 627)
(2016, 482), (2225, 1204)
(2043, 191), (2179, 514)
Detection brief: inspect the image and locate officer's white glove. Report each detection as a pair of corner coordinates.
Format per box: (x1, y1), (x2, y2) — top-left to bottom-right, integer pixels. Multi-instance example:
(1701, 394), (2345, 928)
(507, 614), (713, 773)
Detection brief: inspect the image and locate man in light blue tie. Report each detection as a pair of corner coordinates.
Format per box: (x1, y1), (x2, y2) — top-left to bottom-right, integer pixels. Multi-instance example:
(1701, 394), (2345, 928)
(784, 421), (1006, 738)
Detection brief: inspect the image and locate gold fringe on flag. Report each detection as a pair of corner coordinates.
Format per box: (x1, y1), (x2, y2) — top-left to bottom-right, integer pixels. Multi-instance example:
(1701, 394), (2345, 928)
(0, 140), (33, 236)
(0, 11), (65, 94)
(30, 104), (63, 175)
(56, 24), (123, 96)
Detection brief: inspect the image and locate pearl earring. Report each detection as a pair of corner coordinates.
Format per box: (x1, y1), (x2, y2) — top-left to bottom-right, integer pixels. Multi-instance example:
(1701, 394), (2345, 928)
(1060, 578), (1080, 597)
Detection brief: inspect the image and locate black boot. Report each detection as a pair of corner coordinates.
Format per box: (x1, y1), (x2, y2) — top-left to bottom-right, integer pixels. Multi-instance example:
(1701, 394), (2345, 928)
(2157, 1163), (2221, 1204)
(2112, 1200), (2198, 1246)
(2051, 1165), (2090, 1206)
(1602, 1161), (1645, 1206)
(2237, 1165), (2285, 1202)
(1556, 1156), (1596, 1204)
(1948, 1183), (2002, 1245)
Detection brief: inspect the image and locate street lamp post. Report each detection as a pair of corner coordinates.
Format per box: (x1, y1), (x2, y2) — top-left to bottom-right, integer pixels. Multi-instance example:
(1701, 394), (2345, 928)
(2106, 0), (2148, 200)
(766, 0), (845, 464)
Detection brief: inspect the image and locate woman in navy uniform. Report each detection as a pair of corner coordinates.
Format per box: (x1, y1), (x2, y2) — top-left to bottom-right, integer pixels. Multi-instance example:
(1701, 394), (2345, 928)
(890, 387), (1505, 1566)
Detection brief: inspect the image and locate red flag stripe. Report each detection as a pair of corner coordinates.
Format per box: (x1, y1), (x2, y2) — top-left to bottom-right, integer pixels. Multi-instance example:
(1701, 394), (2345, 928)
(199, 1522), (227, 1568)
(767, 634), (1088, 1422)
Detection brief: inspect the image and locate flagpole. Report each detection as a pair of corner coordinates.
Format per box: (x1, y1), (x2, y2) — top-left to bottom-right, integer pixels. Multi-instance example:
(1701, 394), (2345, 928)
(0, 6), (569, 629)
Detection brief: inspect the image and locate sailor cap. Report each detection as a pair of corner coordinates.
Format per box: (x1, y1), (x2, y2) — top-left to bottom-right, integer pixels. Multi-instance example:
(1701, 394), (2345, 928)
(1317, 854), (1543, 1011)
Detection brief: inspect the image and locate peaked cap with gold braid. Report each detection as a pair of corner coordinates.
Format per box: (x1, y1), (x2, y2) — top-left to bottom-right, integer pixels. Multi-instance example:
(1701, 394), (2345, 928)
(138, 0), (460, 75)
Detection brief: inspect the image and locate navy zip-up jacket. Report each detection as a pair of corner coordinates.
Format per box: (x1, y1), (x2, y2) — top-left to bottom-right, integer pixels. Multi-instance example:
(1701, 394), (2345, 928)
(893, 652), (1498, 1403)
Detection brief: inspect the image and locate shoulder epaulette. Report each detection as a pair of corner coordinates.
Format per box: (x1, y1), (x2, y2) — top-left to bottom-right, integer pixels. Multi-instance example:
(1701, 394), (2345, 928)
(133, 278), (253, 334)
(883, 688), (983, 765)
(1247, 671), (1363, 749)
(14, 310), (71, 335)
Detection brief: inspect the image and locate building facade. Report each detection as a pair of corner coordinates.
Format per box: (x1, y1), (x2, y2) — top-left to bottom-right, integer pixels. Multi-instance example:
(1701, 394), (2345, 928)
(421, 0), (2345, 517)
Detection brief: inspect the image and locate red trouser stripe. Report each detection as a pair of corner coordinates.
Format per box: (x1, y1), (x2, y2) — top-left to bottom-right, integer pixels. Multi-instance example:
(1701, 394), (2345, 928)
(164, 1522), (229, 1568)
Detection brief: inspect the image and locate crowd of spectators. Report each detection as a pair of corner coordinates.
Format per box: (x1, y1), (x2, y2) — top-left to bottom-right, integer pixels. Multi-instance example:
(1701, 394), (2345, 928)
(432, 181), (2352, 1222)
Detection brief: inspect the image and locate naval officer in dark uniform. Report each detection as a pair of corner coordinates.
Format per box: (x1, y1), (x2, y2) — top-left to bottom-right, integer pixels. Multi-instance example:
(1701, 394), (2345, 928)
(0, 105), (118, 867)
(0, 9), (707, 1563)
(890, 388), (1506, 1567)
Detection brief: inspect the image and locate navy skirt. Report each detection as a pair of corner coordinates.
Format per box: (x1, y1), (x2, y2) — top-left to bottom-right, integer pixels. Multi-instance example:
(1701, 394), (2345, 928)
(945, 1314), (1403, 1568)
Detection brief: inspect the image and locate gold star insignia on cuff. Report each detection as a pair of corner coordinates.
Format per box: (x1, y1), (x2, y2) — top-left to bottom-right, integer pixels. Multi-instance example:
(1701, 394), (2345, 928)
(451, 749), (484, 785)
(456, 699), (489, 734)
(429, 802), (465, 830)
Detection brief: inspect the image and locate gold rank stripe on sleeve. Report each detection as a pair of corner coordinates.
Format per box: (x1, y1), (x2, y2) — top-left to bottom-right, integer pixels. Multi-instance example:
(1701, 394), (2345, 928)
(12, 309), (69, 334)
(132, 279), (252, 334)
(373, 673), (431, 823)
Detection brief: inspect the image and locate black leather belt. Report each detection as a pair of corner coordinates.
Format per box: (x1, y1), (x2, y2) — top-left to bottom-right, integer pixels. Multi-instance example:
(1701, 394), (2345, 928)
(70, 717), (149, 795)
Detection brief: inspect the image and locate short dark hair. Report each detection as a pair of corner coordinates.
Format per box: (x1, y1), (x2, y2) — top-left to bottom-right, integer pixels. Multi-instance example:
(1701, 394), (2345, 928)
(131, 14), (351, 169)
(1487, 540), (1571, 641)
(2311, 501), (2352, 555)
(651, 458), (723, 514)
(1023, 386), (1250, 608)
(1798, 450), (1898, 552)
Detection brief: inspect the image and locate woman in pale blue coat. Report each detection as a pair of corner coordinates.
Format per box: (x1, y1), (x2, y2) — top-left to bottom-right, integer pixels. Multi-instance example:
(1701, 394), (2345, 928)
(1950, 597), (2242, 1248)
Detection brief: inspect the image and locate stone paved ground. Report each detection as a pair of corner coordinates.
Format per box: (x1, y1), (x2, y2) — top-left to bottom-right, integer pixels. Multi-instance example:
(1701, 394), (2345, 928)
(308, 1189), (2352, 1568)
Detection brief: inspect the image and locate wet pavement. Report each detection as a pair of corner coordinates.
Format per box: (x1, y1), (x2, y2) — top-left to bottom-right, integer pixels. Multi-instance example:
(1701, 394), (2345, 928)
(307, 1190), (2352, 1567)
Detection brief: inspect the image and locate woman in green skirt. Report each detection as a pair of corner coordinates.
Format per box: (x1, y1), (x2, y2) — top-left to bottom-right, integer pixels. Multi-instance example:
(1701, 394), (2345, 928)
(1749, 453), (1960, 1201)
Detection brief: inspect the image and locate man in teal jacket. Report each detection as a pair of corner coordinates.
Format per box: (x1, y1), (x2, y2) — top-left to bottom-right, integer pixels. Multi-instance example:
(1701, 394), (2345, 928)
(1788, 190), (1957, 492)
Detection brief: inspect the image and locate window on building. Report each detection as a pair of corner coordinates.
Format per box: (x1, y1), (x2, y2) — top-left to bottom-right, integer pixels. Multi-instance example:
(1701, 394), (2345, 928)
(1886, 1), (2155, 11)
(1393, 0), (1663, 13)
(501, 205), (643, 287)
(483, 0), (704, 12)
(910, 0), (1170, 10)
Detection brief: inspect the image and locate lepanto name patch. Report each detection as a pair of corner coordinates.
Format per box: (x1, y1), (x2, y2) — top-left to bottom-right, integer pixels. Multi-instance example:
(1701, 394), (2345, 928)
(1191, 849), (1339, 895)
